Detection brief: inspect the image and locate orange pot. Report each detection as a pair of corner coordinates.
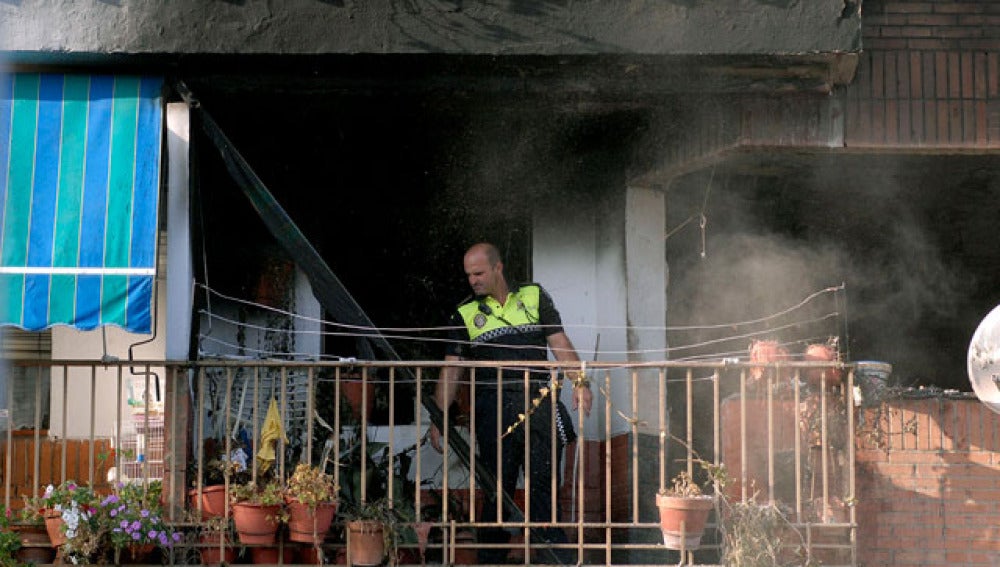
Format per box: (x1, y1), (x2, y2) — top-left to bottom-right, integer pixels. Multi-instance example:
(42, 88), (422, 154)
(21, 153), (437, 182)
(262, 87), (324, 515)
(655, 493), (714, 550)
(232, 502), (281, 545)
(749, 340), (789, 383)
(804, 343), (842, 389)
(188, 485), (229, 519)
(287, 499), (337, 544)
(347, 520), (385, 566)
(43, 511), (66, 547)
(199, 533), (236, 565)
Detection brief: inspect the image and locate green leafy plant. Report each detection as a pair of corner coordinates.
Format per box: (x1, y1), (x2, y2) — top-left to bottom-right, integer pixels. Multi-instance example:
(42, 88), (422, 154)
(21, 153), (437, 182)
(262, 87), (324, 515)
(285, 463), (338, 509)
(341, 497), (413, 563)
(230, 479), (284, 507)
(0, 510), (23, 567)
(35, 480), (99, 512)
(188, 437), (251, 487)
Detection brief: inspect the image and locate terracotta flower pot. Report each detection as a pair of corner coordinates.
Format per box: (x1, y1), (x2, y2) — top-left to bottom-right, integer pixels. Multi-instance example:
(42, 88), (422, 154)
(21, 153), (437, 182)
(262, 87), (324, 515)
(347, 520), (385, 566)
(452, 530), (478, 565)
(232, 502), (281, 544)
(199, 533), (237, 565)
(188, 484), (229, 519)
(655, 493), (714, 550)
(43, 511), (66, 547)
(804, 343), (842, 389)
(118, 543), (156, 564)
(300, 545), (325, 565)
(287, 499), (337, 544)
(250, 545), (287, 564)
(749, 340), (790, 383)
(341, 374), (375, 421)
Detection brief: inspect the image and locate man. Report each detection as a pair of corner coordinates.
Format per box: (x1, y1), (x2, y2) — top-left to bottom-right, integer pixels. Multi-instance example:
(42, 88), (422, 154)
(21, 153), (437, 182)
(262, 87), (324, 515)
(429, 242), (593, 564)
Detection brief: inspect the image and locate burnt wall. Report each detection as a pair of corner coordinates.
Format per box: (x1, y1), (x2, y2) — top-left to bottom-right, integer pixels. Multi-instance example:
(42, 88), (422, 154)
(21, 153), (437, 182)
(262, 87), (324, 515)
(0, 0), (859, 60)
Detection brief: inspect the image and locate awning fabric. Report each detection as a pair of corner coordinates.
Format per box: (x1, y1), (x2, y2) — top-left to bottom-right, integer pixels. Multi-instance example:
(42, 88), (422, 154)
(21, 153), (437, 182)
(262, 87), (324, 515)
(0, 74), (163, 333)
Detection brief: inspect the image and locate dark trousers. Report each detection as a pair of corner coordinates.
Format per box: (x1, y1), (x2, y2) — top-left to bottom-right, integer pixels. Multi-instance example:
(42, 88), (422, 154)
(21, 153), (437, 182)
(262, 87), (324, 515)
(475, 388), (573, 564)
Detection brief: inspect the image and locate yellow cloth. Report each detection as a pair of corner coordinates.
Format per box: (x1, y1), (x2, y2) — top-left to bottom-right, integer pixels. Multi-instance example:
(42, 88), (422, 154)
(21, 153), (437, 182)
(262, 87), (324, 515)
(256, 398), (287, 473)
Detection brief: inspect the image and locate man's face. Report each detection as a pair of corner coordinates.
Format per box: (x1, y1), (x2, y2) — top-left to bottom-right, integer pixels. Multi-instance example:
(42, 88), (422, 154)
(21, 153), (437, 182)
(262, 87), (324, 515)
(464, 250), (503, 298)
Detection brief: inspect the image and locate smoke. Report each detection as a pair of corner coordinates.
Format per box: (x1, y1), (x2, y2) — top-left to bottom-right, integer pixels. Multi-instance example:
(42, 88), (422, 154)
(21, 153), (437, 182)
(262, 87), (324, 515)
(666, 164), (970, 388)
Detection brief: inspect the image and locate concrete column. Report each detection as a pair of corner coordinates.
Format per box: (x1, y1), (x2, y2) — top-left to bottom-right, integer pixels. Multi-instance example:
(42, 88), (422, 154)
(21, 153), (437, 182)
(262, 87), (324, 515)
(163, 103), (193, 518)
(165, 103), (193, 361)
(625, 185), (667, 436)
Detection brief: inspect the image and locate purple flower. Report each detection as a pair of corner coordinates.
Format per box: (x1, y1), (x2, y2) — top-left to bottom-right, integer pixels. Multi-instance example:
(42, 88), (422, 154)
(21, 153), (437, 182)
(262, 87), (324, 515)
(132, 532), (141, 541)
(171, 532), (181, 542)
(148, 530), (158, 539)
(120, 520), (129, 529)
(158, 534), (168, 546)
(101, 494), (119, 506)
(131, 520), (141, 531)
(140, 509), (150, 518)
(110, 509), (117, 517)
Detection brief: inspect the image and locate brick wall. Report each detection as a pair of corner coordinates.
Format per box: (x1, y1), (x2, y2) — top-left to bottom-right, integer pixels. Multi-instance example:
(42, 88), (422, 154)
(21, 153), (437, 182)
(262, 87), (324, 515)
(856, 399), (1000, 566)
(846, 0), (1000, 146)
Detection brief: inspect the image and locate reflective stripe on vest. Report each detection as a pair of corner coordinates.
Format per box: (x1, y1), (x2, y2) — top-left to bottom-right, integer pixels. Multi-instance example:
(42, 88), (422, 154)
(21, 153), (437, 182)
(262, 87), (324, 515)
(458, 284), (542, 342)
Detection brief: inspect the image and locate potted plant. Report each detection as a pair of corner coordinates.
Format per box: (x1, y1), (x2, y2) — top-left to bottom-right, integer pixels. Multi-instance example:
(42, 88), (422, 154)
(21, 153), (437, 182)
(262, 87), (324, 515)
(100, 480), (182, 564)
(12, 499), (55, 564)
(230, 478), (285, 545)
(33, 480), (99, 551)
(188, 438), (250, 519)
(337, 425), (422, 564)
(0, 510), (23, 567)
(198, 515), (238, 565)
(340, 498), (411, 567)
(285, 462), (338, 544)
(655, 470), (715, 551)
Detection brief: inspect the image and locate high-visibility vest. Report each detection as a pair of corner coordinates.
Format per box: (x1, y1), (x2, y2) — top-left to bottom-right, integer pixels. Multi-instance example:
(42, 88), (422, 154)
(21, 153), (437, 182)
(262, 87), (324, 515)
(457, 284), (542, 342)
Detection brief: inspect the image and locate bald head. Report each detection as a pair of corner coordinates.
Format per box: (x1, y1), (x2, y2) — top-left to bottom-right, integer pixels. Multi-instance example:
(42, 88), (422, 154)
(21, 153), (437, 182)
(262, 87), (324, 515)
(463, 242), (507, 301)
(466, 242), (502, 267)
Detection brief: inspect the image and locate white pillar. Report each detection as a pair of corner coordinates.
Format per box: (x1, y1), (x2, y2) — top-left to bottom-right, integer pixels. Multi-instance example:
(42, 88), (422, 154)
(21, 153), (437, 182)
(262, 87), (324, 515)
(165, 103), (193, 361)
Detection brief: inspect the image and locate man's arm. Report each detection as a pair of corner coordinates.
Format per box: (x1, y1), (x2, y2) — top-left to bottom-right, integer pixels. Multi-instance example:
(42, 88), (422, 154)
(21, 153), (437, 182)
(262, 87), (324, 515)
(429, 355), (464, 453)
(547, 332), (593, 417)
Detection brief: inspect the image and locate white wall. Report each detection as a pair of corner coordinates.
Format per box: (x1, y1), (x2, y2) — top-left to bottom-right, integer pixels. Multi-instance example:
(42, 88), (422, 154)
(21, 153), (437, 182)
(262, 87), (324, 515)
(532, 185), (667, 440)
(50, 271), (168, 440)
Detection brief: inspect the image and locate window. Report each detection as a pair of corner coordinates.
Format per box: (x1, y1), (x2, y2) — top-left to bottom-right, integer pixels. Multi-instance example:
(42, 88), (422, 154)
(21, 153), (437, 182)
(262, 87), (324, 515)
(0, 328), (51, 430)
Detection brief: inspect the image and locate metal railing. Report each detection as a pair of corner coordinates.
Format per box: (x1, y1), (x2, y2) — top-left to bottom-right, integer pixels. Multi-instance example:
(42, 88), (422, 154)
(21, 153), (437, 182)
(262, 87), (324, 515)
(3, 359), (858, 566)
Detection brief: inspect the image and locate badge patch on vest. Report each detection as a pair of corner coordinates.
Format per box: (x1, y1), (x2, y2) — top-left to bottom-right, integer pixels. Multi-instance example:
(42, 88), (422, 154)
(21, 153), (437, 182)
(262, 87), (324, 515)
(473, 313), (487, 328)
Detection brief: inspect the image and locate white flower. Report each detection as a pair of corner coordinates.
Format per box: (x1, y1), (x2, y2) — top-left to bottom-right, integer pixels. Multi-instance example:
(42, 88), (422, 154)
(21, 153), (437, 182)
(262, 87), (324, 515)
(43, 484), (54, 498)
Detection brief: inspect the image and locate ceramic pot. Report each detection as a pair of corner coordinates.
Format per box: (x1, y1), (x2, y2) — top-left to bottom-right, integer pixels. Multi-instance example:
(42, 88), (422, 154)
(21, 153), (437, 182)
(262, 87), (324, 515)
(287, 499), (337, 544)
(188, 484), (229, 519)
(655, 493), (714, 550)
(43, 511), (66, 547)
(347, 520), (385, 566)
(232, 502), (281, 544)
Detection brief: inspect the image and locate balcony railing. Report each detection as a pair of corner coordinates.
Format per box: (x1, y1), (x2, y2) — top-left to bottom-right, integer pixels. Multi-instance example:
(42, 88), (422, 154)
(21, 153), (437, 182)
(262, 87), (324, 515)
(2, 359), (860, 565)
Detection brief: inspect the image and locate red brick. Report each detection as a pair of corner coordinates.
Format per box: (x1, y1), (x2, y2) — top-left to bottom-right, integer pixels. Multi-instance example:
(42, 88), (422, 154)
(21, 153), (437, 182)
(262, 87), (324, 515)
(865, 38), (909, 50)
(909, 51), (923, 97)
(959, 39), (1000, 50)
(910, 37), (960, 49)
(957, 14), (1000, 25)
(935, 3), (986, 14)
(908, 13), (959, 25)
(882, 2), (934, 14)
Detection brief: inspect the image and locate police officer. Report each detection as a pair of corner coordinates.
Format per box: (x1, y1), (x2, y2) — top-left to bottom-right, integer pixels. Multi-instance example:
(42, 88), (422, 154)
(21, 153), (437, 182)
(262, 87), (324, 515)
(430, 242), (593, 564)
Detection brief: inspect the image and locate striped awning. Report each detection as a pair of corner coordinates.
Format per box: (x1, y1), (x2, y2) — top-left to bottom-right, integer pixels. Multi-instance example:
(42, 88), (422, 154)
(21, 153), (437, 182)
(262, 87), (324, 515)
(0, 74), (164, 333)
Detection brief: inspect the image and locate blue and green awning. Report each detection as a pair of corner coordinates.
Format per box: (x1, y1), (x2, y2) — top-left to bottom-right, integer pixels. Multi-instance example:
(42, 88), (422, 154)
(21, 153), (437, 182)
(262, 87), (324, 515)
(0, 74), (163, 334)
